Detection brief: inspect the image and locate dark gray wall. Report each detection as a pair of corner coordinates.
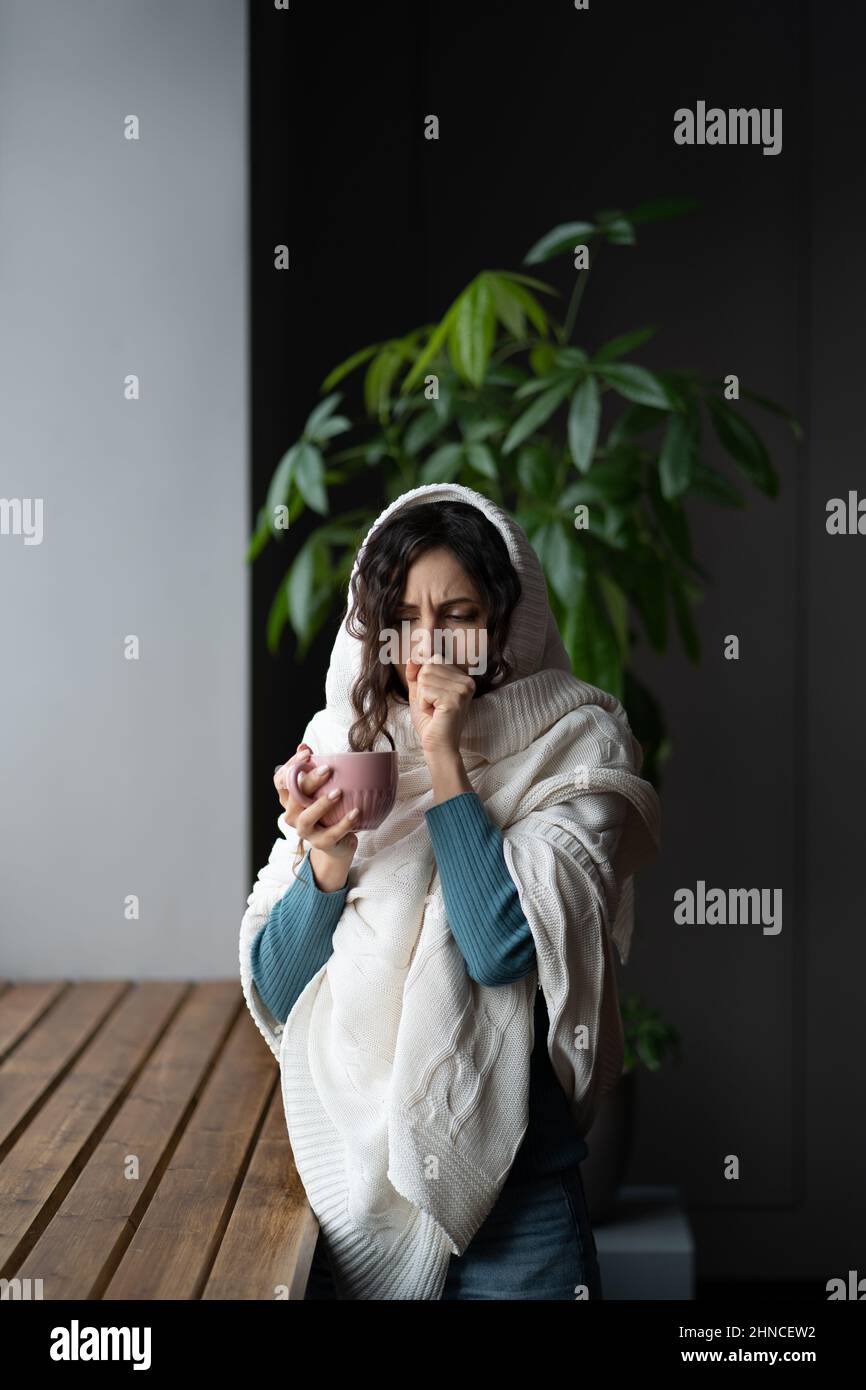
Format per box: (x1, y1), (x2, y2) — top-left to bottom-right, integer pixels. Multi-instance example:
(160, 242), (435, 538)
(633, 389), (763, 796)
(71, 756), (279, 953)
(251, 0), (864, 1283)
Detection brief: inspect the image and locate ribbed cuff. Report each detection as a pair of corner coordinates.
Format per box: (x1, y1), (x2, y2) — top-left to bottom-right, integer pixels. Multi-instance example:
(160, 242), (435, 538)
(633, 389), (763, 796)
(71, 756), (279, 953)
(425, 788), (482, 826)
(296, 847), (351, 897)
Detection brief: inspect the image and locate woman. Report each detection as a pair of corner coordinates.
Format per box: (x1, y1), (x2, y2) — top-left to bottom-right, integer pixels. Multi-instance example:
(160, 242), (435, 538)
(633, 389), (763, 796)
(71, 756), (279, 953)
(239, 483), (661, 1301)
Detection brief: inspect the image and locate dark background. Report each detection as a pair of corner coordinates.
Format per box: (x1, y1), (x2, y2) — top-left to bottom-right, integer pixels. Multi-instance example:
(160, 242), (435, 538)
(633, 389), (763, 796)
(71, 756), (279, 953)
(249, 0), (864, 1290)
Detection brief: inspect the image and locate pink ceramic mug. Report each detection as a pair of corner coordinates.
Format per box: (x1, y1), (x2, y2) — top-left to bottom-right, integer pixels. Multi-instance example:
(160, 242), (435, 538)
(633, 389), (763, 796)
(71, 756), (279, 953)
(288, 750), (398, 830)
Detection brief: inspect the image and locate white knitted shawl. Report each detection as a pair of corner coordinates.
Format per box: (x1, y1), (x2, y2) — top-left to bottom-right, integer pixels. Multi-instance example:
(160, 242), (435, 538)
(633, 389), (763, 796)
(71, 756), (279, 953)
(239, 483), (661, 1300)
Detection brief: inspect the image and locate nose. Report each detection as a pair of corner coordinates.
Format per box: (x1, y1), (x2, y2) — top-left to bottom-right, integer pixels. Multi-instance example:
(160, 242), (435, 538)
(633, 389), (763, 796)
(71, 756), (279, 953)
(412, 620), (436, 661)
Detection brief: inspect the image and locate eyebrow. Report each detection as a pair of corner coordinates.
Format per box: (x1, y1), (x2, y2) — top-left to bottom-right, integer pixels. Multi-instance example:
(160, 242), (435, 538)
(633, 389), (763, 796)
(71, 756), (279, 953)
(394, 596), (479, 609)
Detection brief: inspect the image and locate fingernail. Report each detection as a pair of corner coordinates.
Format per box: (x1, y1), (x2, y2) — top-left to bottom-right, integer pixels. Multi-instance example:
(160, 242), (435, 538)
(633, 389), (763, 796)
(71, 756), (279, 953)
(349, 808), (360, 818)
(328, 789), (341, 800)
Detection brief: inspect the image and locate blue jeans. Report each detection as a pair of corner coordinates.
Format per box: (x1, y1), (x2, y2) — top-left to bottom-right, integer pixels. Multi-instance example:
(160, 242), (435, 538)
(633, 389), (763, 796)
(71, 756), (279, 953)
(304, 1161), (603, 1301)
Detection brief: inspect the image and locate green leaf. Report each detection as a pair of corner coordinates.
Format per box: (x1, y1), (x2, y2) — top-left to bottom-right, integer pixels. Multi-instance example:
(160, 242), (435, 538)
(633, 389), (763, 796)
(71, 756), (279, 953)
(524, 221), (598, 265)
(647, 480), (706, 576)
(321, 343), (380, 393)
(265, 442), (300, 521)
(515, 504), (550, 533)
(579, 444), (642, 499)
(489, 273), (528, 339)
(515, 368), (578, 402)
(310, 415), (352, 442)
(489, 281), (524, 340)
(568, 375), (601, 473)
(598, 572), (630, 660)
(654, 371), (691, 412)
(493, 277), (549, 336)
(706, 396), (779, 496)
(288, 545), (314, 639)
(561, 572), (623, 696)
(600, 216), (635, 245)
(484, 364), (529, 388)
(304, 393), (342, 437)
(404, 406), (448, 455)
(503, 378), (573, 454)
(517, 444), (557, 501)
(607, 402), (669, 447)
(401, 304), (459, 393)
(688, 460), (745, 507)
(266, 578), (289, 655)
(246, 506), (272, 563)
(594, 326), (657, 363)
(514, 369), (572, 401)
(532, 520), (584, 605)
(420, 443), (463, 483)
(658, 410), (698, 499)
(737, 386), (803, 442)
(449, 275), (497, 386)
(364, 345), (406, 419)
(554, 347), (590, 369)
(529, 342), (558, 376)
(431, 376), (455, 420)
(595, 363), (673, 410)
(286, 534), (333, 654)
(632, 550), (668, 651)
(465, 442), (498, 479)
(294, 441), (328, 515)
(462, 414), (507, 443)
(598, 503), (635, 549)
(492, 269), (559, 294)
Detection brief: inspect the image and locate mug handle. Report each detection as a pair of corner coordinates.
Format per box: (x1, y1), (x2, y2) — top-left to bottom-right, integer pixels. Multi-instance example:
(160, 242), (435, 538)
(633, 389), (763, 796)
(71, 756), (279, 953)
(288, 757), (322, 808)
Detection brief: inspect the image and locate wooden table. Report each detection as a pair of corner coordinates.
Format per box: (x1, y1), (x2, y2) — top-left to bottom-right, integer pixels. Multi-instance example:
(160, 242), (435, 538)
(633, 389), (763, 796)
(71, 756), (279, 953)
(0, 980), (318, 1300)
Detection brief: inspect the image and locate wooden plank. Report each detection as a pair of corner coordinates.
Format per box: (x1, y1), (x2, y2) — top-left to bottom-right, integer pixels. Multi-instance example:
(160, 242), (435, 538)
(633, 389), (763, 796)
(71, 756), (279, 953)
(103, 1006), (278, 1300)
(0, 982), (186, 1275)
(0, 981), (128, 1155)
(202, 1084), (317, 1301)
(14, 982), (241, 1300)
(0, 983), (67, 1063)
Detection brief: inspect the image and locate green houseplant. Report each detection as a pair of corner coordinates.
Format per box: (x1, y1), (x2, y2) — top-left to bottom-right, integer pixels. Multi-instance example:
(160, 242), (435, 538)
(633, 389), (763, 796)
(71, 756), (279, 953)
(249, 196), (800, 789)
(249, 199), (800, 1216)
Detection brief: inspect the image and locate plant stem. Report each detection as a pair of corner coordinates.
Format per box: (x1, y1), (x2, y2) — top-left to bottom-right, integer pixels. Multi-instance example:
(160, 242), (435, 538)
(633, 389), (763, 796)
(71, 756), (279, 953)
(491, 338), (538, 365)
(563, 243), (600, 341)
(564, 271), (588, 341)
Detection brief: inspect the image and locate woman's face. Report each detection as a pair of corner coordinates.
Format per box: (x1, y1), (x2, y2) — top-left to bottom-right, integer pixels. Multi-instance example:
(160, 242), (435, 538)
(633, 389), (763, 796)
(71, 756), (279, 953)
(389, 548), (489, 695)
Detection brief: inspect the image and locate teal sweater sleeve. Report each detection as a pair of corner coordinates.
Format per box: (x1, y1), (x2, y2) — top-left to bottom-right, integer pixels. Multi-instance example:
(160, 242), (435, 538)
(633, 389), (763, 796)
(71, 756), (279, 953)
(424, 791), (536, 986)
(250, 849), (348, 1024)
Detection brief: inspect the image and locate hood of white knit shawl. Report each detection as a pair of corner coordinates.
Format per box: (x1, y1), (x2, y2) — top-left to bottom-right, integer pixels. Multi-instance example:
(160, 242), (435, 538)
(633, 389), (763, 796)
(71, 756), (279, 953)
(322, 482), (575, 752)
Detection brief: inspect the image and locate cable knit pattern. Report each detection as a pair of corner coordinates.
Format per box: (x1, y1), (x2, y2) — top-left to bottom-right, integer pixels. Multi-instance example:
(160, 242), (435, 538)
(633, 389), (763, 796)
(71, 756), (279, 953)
(238, 483), (661, 1300)
(251, 791), (598, 1178)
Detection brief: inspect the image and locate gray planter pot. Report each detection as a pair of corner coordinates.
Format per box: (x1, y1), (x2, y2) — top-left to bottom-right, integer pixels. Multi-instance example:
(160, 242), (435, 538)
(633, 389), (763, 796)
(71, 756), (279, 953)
(580, 1070), (637, 1224)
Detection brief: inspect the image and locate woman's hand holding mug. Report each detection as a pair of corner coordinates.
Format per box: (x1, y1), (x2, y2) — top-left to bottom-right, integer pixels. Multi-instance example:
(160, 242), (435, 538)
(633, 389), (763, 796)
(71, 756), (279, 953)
(274, 743), (359, 891)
